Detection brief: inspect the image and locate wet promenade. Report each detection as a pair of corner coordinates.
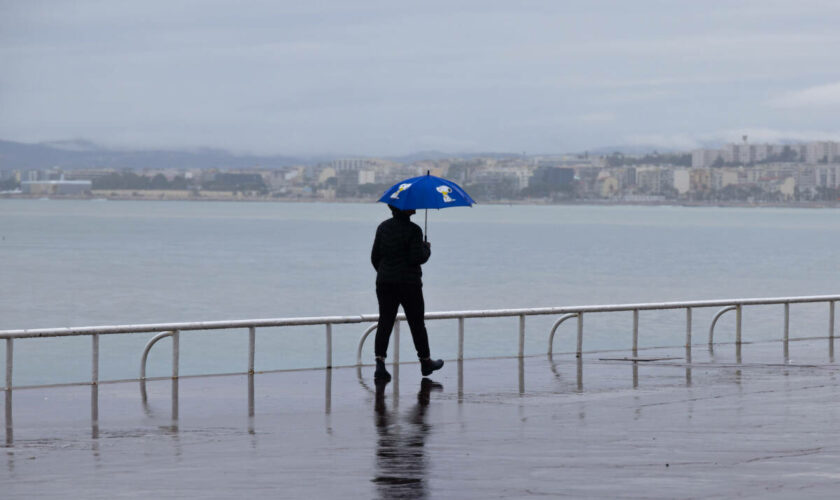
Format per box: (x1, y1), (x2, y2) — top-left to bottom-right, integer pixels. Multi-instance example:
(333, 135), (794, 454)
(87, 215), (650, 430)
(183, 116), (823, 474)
(4, 339), (840, 498)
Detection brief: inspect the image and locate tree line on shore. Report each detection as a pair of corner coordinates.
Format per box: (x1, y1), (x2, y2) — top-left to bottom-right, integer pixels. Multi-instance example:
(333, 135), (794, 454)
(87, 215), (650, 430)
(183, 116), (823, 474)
(92, 172), (189, 190)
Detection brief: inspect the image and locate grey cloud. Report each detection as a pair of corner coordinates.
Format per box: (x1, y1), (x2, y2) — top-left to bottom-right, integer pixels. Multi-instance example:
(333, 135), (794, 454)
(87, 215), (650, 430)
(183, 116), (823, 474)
(3, 0), (840, 155)
(771, 82), (840, 109)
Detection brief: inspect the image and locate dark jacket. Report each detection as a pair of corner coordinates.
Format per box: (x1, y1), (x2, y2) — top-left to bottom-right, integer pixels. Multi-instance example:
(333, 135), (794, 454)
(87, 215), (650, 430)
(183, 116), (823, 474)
(371, 212), (431, 284)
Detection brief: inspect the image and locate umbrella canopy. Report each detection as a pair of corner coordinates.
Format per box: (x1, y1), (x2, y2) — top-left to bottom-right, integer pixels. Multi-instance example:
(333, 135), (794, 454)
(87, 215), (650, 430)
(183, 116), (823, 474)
(378, 172), (475, 210)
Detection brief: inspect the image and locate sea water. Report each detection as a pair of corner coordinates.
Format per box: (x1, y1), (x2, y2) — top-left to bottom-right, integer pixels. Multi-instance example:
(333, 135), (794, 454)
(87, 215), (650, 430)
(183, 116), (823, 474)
(2, 199), (839, 385)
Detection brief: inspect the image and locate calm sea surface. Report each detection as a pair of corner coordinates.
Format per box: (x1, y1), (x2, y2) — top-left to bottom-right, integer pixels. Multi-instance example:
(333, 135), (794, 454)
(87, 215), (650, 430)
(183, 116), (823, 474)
(2, 199), (839, 385)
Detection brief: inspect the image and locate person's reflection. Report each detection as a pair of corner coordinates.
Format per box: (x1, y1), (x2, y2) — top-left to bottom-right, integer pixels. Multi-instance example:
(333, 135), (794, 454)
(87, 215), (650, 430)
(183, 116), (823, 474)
(372, 378), (442, 499)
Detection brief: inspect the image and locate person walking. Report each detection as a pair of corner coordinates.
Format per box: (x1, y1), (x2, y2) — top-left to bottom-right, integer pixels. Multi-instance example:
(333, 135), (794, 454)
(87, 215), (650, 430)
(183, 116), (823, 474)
(371, 204), (444, 382)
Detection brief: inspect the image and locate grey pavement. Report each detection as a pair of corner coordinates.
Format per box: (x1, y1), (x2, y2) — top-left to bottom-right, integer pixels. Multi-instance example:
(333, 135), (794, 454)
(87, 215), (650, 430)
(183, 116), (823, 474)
(4, 339), (840, 499)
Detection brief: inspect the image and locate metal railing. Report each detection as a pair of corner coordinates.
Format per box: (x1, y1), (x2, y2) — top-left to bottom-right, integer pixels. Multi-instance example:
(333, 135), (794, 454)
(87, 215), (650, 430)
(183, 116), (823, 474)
(0, 294), (838, 391)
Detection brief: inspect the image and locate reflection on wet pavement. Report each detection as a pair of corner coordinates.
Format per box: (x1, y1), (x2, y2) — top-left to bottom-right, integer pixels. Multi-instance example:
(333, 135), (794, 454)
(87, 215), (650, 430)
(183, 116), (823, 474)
(3, 339), (840, 498)
(372, 379), (442, 499)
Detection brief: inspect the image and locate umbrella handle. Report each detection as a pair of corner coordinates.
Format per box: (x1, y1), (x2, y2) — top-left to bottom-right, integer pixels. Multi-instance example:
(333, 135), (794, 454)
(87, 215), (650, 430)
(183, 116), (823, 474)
(424, 209), (428, 242)
(424, 170), (430, 242)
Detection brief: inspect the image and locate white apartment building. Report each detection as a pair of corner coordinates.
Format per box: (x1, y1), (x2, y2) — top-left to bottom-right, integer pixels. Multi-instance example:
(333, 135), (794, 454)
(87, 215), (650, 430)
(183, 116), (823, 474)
(722, 144), (757, 165)
(742, 164), (798, 184)
(358, 170), (376, 185)
(796, 166), (818, 191)
(691, 149), (723, 168)
(471, 166), (531, 190)
(695, 142), (832, 167)
(673, 168), (690, 194)
(636, 166), (673, 194)
(331, 159), (372, 171)
(710, 169), (739, 190)
(815, 165), (840, 188)
(806, 142), (839, 164)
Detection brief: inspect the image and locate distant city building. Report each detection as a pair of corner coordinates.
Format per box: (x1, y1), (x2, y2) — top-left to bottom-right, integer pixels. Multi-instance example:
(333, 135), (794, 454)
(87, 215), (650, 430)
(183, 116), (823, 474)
(692, 149), (723, 168)
(806, 142), (839, 164)
(710, 169), (739, 190)
(5, 143), (840, 204)
(62, 168), (116, 181)
(689, 168), (710, 192)
(693, 141), (837, 167)
(796, 165), (818, 192)
(331, 159), (369, 171)
(335, 169), (360, 194)
(597, 173), (619, 198)
(531, 167), (574, 189)
(203, 173), (266, 192)
(815, 164), (840, 188)
(358, 170), (376, 185)
(534, 156), (595, 168)
(673, 169), (690, 194)
(635, 166), (673, 194)
(21, 180), (92, 195)
(318, 167), (337, 184)
(330, 158), (393, 172)
(616, 167), (636, 188)
(472, 166), (532, 191)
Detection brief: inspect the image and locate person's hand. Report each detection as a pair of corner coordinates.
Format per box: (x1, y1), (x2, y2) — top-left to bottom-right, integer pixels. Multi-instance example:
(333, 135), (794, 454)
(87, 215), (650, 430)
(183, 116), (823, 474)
(424, 241), (431, 249)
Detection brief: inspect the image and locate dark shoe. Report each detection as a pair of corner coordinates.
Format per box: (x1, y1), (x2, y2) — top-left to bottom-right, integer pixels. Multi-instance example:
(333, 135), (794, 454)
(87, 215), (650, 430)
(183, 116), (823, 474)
(374, 359), (391, 383)
(420, 358), (444, 376)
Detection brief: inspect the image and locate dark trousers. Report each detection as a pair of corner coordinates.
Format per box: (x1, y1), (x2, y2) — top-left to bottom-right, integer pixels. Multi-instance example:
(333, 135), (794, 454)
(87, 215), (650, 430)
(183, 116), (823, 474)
(375, 282), (431, 359)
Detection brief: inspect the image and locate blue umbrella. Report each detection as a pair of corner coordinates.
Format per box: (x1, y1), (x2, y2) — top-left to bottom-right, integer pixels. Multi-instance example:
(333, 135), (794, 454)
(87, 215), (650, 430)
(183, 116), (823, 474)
(378, 171), (475, 240)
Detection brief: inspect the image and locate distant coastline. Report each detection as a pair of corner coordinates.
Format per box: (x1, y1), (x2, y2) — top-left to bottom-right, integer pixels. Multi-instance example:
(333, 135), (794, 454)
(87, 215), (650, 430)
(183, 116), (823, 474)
(2, 190), (839, 209)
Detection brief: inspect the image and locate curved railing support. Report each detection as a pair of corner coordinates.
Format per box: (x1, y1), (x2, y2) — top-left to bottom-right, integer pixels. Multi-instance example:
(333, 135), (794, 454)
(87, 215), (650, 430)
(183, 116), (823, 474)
(547, 313), (579, 355)
(708, 306), (736, 345)
(356, 324), (378, 366)
(140, 330), (175, 380)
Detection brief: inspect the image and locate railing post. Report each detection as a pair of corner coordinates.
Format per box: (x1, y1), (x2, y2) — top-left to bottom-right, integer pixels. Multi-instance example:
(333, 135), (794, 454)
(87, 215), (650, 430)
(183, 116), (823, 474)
(92, 334), (99, 385)
(736, 305), (742, 345)
(783, 302), (790, 360)
(393, 321), (400, 366)
(576, 313), (584, 358)
(784, 303), (790, 343)
(4, 350), (11, 445)
(632, 309), (639, 355)
(325, 323), (333, 369)
(172, 330), (180, 379)
(685, 307), (692, 348)
(4, 338), (11, 391)
(458, 317), (464, 361)
(248, 326), (256, 374)
(518, 315), (525, 358)
(830, 301), (835, 341)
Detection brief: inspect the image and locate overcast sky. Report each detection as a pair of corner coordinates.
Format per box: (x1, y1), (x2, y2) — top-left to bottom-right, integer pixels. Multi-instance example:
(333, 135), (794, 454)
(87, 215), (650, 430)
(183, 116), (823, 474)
(2, 0), (840, 156)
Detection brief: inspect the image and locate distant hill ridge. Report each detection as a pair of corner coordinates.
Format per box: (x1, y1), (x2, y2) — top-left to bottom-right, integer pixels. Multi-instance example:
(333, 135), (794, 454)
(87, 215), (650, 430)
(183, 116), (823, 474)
(0, 139), (531, 170)
(2, 138), (749, 171)
(0, 139), (311, 170)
